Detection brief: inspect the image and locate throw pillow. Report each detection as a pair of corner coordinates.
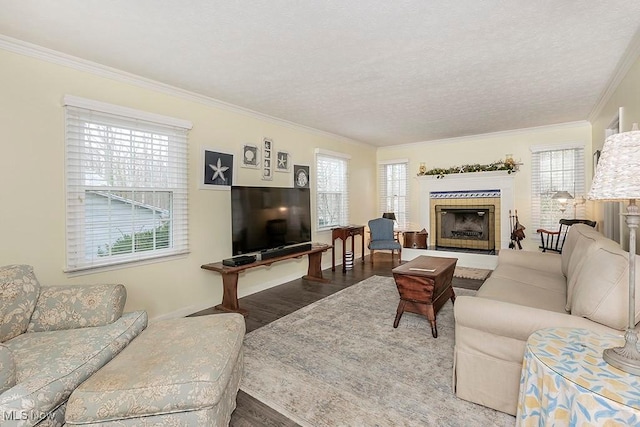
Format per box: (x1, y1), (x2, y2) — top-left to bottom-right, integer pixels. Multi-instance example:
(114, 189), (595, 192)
(0, 265), (40, 342)
(571, 244), (640, 330)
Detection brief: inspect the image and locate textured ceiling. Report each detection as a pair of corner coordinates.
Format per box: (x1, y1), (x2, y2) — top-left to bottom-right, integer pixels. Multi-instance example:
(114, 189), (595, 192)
(1, 1), (640, 146)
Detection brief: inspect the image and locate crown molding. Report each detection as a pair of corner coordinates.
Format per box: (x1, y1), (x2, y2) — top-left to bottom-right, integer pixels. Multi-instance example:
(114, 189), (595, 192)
(380, 120), (591, 151)
(588, 27), (640, 123)
(0, 35), (369, 147)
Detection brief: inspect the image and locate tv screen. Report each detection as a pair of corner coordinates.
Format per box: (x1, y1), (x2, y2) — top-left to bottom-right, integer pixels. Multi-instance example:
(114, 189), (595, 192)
(231, 186), (312, 255)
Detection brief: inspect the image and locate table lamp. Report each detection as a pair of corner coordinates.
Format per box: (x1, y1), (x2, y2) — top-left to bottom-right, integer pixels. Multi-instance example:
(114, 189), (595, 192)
(382, 212), (397, 221)
(588, 125), (640, 374)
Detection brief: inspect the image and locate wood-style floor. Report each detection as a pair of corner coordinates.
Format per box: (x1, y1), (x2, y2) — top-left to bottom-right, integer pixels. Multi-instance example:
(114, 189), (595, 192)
(190, 253), (485, 427)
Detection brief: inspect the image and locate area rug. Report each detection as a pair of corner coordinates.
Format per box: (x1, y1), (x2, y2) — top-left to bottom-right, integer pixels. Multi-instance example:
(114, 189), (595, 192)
(240, 275), (514, 426)
(453, 266), (492, 280)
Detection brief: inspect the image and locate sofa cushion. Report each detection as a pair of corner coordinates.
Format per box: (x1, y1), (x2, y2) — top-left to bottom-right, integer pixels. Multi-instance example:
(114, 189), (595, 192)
(0, 265), (40, 342)
(477, 275), (567, 314)
(571, 243), (640, 330)
(0, 311), (147, 423)
(489, 263), (566, 294)
(564, 225), (606, 311)
(28, 284), (127, 332)
(0, 344), (15, 394)
(496, 249), (562, 274)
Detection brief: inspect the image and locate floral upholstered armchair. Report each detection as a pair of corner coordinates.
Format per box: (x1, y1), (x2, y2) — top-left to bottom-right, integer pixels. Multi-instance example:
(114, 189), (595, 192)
(0, 265), (147, 427)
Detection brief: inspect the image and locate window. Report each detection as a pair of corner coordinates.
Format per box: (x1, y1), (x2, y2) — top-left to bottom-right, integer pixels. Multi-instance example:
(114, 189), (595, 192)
(64, 96), (192, 271)
(531, 144), (586, 232)
(315, 149), (350, 230)
(378, 160), (409, 228)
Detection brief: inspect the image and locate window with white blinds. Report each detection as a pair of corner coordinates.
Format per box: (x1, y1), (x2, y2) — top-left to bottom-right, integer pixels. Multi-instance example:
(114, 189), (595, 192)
(531, 145), (586, 232)
(315, 149), (350, 230)
(378, 160), (408, 228)
(64, 96), (191, 271)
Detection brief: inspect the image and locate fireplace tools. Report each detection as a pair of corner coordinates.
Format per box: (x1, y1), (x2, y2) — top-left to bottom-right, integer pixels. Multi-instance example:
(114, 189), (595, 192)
(509, 209), (526, 249)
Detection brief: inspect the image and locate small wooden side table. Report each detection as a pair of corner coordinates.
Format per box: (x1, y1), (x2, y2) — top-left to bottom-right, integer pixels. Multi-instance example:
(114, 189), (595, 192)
(391, 255), (457, 338)
(331, 225), (365, 272)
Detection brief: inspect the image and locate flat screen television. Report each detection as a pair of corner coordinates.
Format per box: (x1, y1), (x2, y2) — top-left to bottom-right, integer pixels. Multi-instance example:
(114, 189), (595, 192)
(231, 186), (312, 255)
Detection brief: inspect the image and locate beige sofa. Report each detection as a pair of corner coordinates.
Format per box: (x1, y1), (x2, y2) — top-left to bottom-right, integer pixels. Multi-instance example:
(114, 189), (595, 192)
(453, 224), (640, 415)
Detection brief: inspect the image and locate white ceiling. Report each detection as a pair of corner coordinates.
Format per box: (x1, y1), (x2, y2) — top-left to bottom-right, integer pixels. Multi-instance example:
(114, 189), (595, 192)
(1, 1), (640, 146)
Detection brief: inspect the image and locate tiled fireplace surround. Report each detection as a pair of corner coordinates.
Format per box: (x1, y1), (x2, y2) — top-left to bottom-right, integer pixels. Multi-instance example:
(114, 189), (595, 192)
(417, 171), (515, 251)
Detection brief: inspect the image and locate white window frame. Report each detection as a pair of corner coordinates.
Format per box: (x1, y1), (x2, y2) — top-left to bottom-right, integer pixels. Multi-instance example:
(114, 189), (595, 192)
(378, 159), (409, 229)
(531, 143), (586, 232)
(63, 96), (192, 272)
(315, 149), (350, 231)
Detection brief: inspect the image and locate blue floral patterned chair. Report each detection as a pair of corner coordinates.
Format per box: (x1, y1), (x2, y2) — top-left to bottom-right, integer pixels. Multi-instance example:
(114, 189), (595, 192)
(0, 265), (147, 426)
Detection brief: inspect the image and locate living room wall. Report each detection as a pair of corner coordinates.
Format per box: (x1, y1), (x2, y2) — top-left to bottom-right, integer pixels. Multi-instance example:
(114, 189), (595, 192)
(377, 122), (593, 251)
(0, 48), (377, 320)
(589, 53), (640, 242)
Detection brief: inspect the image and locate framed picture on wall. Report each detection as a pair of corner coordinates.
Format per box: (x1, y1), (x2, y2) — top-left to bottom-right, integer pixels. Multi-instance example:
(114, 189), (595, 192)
(241, 144), (260, 168)
(294, 164), (309, 188)
(262, 138), (273, 180)
(200, 148), (234, 190)
(276, 151), (291, 172)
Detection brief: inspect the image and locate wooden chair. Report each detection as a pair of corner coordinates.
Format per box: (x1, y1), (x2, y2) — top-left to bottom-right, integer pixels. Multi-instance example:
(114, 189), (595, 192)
(536, 219), (597, 253)
(368, 218), (402, 264)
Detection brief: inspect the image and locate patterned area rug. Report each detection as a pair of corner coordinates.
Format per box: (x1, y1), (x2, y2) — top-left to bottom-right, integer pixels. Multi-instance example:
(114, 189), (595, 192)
(453, 266), (492, 280)
(240, 275), (514, 426)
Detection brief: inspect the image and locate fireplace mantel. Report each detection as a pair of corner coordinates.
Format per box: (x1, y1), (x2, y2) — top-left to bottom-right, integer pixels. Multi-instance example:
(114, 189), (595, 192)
(417, 171), (515, 250)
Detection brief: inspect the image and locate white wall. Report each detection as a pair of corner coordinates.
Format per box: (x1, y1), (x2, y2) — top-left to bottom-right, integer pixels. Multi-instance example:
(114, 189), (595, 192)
(589, 54), (640, 245)
(377, 122), (593, 251)
(0, 48), (377, 320)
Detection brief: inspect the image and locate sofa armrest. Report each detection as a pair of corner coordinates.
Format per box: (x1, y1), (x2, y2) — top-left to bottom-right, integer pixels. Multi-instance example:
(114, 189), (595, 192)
(27, 284), (127, 332)
(496, 249), (562, 273)
(454, 295), (617, 343)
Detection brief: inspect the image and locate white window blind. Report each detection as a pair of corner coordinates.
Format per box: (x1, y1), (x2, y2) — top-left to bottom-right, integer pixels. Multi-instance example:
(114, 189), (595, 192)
(378, 160), (408, 228)
(531, 146), (586, 232)
(316, 150), (349, 230)
(64, 98), (191, 271)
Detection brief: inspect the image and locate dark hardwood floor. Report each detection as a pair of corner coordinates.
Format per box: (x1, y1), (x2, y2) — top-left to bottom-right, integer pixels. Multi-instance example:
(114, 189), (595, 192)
(190, 253), (485, 427)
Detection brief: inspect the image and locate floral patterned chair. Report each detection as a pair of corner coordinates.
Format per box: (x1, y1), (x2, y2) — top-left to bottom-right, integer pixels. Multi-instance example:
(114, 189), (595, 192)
(0, 264), (148, 426)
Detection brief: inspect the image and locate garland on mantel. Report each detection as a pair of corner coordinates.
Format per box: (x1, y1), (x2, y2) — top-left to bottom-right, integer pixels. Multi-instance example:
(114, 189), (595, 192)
(417, 158), (520, 178)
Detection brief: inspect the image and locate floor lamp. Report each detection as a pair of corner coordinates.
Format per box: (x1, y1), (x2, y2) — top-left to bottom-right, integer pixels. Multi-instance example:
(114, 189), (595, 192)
(588, 127), (640, 374)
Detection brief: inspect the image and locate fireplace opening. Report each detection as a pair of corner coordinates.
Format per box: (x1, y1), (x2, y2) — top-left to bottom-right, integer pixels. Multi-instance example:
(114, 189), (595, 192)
(435, 205), (495, 253)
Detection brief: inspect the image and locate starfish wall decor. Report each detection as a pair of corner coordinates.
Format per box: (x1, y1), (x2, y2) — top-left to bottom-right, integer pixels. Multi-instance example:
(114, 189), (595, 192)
(201, 149), (234, 190)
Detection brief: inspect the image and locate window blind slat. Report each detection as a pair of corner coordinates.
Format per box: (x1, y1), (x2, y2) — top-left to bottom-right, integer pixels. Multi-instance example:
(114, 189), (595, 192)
(65, 102), (189, 271)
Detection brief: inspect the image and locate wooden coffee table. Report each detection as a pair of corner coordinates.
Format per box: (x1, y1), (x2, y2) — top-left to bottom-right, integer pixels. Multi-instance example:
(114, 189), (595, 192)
(392, 255), (458, 338)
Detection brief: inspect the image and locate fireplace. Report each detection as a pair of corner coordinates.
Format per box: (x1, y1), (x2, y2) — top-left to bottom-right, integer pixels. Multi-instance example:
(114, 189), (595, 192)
(435, 205), (495, 252)
(428, 189), (502, 252)
(417, 171), (515, 251)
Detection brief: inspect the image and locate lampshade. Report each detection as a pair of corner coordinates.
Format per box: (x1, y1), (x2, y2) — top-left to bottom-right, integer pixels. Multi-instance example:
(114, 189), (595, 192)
(382, 212), (396, 221)
(588, 130), (640, 201)
(552, 191), (574, 202)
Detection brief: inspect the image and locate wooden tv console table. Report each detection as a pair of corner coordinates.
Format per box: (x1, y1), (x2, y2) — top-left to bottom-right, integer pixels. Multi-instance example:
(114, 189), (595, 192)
(201, 243), (331, 317)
